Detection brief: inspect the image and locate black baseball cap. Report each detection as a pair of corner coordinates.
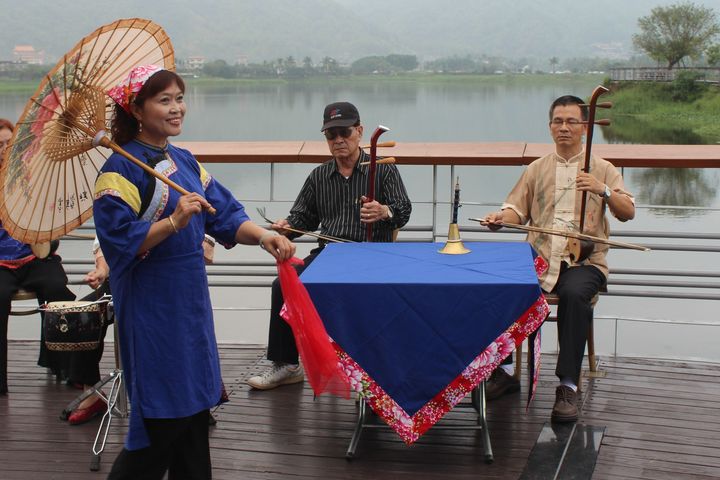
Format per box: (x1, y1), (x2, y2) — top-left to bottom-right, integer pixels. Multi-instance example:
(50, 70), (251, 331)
(321, 102), (360, 131)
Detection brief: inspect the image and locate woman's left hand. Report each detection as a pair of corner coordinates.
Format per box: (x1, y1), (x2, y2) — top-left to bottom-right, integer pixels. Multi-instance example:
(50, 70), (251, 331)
(261, 234), (296, 261)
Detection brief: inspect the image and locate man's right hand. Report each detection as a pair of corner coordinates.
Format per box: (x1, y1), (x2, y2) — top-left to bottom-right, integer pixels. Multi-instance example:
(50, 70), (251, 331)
(271, 218), (291, 236)
(484, 211), (505, 231)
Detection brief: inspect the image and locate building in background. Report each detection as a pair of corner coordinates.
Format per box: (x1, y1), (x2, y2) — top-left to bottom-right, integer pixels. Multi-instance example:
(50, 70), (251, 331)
(185, 56), (206, 71)
(12, 45), (45, 65)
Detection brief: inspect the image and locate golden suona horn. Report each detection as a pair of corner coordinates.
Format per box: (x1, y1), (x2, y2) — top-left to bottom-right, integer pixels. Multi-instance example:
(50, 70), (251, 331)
(438, 177), (470, 255)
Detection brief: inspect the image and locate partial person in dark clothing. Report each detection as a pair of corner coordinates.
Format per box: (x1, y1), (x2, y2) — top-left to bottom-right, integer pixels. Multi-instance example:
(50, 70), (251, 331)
(0, 118), (75, 395)
(246, 102), (412, 390)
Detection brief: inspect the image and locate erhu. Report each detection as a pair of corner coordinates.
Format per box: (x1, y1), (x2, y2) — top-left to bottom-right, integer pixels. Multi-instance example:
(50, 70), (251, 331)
(365, 125), (390, 242)
(438, 177), (470, 254)
(567, 85), (613, 263)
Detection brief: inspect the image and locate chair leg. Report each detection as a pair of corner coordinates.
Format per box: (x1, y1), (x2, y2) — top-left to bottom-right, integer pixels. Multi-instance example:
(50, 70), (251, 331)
(514, 342), (522, 382)
(583, 317), (605, 378)
(587, 320), (596, 373)
(1, 316), (7, 394)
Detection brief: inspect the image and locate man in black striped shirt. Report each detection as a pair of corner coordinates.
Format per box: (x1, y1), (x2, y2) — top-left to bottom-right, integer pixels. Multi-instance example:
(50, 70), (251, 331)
(247, 101), (411, 390)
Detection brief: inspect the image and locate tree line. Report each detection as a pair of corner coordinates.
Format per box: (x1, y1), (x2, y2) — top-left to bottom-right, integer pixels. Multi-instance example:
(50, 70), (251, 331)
(2, 2), (719, 82)
(193, 2), (720, 78)
(199, 54), (420, 79)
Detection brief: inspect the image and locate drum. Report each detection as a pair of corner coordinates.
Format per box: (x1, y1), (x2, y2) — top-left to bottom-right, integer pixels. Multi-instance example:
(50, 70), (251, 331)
(42, 300), (108, 352)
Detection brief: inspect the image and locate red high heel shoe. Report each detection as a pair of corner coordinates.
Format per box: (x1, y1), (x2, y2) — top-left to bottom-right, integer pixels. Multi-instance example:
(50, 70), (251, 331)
(68, 397), (107, 425)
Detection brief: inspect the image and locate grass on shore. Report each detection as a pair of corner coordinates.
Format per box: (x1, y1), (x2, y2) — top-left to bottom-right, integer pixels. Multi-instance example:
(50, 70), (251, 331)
(0, 81), (40, 94)
(604, 82), (720, 143)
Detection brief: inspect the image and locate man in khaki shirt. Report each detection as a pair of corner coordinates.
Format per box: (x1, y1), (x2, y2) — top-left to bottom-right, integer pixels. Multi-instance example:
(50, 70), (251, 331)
(483, 95), (635, 423)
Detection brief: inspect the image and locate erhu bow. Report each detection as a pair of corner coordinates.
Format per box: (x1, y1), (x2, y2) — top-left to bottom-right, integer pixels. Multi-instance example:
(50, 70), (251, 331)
(468, 218), (649, 252)
(365, 125), (390, 242)
(255, 207), (350, 244)
(569, 85), (613, 262)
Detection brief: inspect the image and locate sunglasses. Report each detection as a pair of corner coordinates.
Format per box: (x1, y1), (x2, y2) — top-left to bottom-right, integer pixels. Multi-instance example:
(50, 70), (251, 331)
(323, 126), (355, 140)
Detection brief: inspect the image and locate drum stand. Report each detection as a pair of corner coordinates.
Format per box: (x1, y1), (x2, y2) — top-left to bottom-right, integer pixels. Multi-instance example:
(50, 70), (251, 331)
(60, 308), (127, 472)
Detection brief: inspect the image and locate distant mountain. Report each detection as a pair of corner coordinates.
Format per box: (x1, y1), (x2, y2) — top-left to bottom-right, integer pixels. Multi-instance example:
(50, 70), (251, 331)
(1, 0), (718, 64)
(332, 0), (720, 60)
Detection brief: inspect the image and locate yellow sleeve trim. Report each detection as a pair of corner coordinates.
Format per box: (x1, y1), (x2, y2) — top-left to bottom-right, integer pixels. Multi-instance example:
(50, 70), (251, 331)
(94, 172), (141, 215)
(197, 161), (211, 190)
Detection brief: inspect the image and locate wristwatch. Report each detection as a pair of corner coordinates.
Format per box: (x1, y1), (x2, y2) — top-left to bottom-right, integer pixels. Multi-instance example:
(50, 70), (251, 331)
(385, 205), (394, 220)
(601, 185), (612, 200)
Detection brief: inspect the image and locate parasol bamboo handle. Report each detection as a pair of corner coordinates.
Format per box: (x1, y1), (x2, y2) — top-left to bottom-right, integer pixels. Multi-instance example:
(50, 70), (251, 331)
(98, 136), (217, 215)
(359, 157), (395, 166)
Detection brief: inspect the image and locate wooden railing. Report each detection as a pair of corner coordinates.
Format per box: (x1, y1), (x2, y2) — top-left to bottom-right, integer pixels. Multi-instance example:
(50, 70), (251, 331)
(609, 67), (720, 83)
(39, 143), (720, 361)
(58, 229), (720, 301)
(174, 142), (720, 169)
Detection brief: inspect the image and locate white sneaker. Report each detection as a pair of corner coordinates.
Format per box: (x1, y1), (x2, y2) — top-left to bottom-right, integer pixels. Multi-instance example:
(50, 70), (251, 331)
(246, 362), (304, 390)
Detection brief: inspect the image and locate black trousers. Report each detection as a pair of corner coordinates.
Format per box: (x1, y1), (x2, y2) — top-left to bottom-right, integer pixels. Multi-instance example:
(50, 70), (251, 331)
(553, 264), (605, 382)
(502, 264), (605, 384)
(0, 256), (75, 393)
(266, 249), (322, 364)
(107, 410), (211, 480)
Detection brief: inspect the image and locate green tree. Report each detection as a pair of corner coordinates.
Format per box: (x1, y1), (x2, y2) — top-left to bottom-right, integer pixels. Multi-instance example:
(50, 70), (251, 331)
(669, 70), (706, 101)
(302, 56), (313, 70)
(424, 55), (477, 73)
(203, 59), (235, 78)
(549, 56), (559, 73)
(633, 2), (720, 69)
(385, 54), (418, 71)
(707, 44), (720, 66)
(274, 58), (285, 75)
(321, 56), (339, 74)
(351, 56), (393, 74)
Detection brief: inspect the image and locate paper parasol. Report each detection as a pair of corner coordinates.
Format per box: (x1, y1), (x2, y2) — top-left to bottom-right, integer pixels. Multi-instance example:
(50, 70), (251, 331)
(0, 18), (176, 243)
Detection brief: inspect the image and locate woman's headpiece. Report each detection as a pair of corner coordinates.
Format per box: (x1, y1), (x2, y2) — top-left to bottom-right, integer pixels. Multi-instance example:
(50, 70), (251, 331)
(107, 64), (165, 113)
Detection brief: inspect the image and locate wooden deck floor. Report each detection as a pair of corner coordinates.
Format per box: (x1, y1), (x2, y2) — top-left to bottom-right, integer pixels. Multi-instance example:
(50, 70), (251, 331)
(1, 340), (719, 480)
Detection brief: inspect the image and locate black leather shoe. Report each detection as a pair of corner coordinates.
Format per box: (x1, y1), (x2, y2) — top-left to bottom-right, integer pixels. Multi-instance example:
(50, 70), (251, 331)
(551, 385), (578, 423)
(485, 368), (520, 401)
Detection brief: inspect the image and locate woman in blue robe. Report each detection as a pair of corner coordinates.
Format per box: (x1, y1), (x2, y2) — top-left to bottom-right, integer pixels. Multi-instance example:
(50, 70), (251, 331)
(94, 66), (294, 480)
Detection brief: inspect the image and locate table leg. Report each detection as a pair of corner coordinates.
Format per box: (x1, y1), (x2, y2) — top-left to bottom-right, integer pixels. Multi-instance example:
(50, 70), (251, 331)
(346, 383), (495, 462)
(346, 396), (366, 459)
(473, 381), (494, 464)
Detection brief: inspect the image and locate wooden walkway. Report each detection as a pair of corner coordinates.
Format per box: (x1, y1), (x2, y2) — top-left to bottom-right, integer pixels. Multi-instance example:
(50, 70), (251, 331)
(1, 340), (719, 480)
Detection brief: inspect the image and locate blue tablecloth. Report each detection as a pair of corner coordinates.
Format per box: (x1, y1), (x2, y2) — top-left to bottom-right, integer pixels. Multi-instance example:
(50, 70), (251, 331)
(301, 242), (543, 417)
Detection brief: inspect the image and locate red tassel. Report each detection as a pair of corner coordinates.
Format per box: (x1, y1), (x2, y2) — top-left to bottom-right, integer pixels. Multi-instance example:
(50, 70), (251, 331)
(277, 257), (351, 399)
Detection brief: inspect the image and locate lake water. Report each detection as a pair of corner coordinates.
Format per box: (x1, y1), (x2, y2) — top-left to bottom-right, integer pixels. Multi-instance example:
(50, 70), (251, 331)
(3, 78), (719, 362)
